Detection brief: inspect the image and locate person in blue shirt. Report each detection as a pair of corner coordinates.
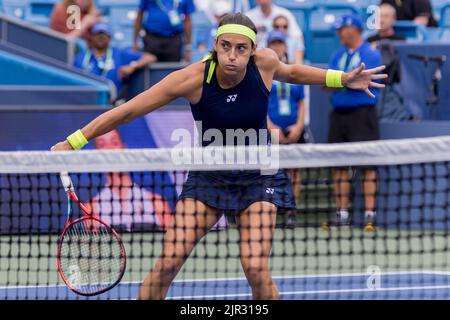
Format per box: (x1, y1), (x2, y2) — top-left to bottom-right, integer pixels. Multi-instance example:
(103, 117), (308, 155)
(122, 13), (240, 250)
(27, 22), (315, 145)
(133, 0), (196, 62)
(321, 14), (383, 232)
(74, 23), (156, 102)
(266, 30), (306, 228)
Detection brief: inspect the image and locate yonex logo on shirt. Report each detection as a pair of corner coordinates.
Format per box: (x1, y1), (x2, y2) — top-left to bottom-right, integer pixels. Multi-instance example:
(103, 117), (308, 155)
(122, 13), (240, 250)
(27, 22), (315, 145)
(227, 94), (238, 103)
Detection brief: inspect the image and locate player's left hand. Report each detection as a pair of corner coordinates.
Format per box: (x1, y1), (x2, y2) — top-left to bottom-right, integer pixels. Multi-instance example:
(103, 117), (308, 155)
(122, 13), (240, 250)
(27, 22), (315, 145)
(51, 141), (73, 151)
(343, 64), (388, 98)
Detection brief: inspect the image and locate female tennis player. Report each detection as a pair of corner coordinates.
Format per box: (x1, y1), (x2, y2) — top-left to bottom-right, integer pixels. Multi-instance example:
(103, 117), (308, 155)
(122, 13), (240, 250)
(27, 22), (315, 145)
(52, 13), (387, 300)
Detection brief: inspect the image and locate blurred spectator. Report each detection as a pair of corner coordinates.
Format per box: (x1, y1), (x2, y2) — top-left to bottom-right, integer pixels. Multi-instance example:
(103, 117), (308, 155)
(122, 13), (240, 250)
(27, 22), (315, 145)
(200, 0), (233, 25)
(195, 0), (250, 16)
(368, 4), (410, 121)
(74, 23), (156, 102)
(88, 129), (172, 231)
(133, 0), (196, 62)
(266, 30), (306, 227)
(323, 14), (382, 231)
(246, 0), (304, 51)
(367, 3), (403, 90)
(198, 1), (232, 51)
(380, 0), (438, 27)
(368, 3), (406, 44)
(50, 0), (101, 45)
(272, 15), (304, 64)
(374, 38), (410, 121)
(266, 31), (306, 145)
(193, 0), (209, 12)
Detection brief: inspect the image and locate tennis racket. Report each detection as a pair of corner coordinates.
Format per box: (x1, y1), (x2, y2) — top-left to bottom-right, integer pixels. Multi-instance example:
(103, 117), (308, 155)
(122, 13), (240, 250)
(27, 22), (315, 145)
(57, 172), (126, 296)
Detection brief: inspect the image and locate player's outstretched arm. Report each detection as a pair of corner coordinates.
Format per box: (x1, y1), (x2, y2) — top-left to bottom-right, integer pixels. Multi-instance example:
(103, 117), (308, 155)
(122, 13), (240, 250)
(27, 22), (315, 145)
(261, 49), (388, 98)
(52, 63), (203, 151)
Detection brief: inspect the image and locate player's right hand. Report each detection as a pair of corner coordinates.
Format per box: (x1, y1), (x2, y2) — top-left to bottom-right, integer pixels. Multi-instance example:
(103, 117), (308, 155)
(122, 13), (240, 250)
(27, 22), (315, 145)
(51, 141), (73, 151)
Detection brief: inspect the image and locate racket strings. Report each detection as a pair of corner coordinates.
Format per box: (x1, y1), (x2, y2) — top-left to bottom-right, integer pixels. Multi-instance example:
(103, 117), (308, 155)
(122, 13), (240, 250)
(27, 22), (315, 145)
(59, 219), (124, 294)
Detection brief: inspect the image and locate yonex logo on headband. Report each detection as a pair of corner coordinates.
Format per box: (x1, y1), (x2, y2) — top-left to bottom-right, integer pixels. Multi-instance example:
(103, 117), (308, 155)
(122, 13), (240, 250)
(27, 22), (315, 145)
(217, 24), (257, 44)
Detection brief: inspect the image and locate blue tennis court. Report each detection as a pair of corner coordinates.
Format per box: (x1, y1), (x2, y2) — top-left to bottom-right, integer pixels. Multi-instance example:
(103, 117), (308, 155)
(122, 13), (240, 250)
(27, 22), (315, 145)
(2, 224), (450, 300)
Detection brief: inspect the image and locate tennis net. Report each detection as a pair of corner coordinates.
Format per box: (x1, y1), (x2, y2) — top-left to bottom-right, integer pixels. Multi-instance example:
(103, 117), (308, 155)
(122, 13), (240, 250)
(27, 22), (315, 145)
(1, 136), (450, 300)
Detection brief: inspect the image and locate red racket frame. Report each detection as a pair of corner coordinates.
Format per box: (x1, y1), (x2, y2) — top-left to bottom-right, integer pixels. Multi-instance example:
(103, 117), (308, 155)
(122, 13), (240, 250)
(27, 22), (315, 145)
(57, 189), (127, 296)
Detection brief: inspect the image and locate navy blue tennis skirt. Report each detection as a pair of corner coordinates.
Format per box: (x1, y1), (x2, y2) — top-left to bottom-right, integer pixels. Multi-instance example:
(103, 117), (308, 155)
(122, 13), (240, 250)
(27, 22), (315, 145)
(178, 169), (296, 211)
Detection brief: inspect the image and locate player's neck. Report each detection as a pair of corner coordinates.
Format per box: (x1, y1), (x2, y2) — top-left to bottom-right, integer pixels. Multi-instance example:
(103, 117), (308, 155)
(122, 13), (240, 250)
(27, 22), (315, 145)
(216, 65), (247, 89)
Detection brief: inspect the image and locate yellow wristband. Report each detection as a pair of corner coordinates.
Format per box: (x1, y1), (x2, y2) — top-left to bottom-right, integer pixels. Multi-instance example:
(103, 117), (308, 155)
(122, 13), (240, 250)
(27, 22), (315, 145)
(326, 69), (344, 88)
(66, 129), (88, 150)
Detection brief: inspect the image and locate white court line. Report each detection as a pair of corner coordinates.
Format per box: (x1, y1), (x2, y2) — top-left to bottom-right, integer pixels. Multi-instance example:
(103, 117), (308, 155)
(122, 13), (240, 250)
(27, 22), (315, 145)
(2, 270), (450, 290)
(170, 270), (450, 283)
(169, 284), (450, 300)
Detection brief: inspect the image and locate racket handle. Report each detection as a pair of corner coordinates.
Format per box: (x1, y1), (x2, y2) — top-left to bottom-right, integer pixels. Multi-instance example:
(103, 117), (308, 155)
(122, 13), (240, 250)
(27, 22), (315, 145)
(60, 172), (74, 193)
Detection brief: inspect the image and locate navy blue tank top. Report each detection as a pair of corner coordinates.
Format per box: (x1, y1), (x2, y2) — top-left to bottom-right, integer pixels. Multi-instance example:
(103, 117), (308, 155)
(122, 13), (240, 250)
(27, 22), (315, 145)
(190, 59), (270, 147)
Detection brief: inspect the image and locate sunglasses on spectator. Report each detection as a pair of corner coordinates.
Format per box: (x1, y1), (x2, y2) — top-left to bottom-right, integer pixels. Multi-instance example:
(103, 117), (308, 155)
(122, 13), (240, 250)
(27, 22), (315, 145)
(274, 24), (289, 30)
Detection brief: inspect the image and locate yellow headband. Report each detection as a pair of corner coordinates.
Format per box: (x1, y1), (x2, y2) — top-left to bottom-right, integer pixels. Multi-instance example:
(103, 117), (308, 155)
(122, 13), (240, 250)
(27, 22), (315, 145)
(216, 24), (256, 44)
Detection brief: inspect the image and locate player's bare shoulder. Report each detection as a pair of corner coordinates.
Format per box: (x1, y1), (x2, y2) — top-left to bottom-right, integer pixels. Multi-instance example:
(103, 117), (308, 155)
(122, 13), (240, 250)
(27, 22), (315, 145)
(253, 48), (279, 89)
(254, 48), (280, 74)
(168, 60), (205, 103)
(185, 60), (208, 103)
(180, 61), (206, 88)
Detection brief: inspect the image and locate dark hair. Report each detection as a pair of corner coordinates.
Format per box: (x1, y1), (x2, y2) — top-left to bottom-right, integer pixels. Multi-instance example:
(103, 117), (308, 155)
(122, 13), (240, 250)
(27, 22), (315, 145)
(211, 13), (257, 63)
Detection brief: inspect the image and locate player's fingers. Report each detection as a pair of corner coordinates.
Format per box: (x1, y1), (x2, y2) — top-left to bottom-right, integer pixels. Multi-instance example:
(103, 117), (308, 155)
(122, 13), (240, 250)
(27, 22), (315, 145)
(353, 63), (365, 75)
(365, 88), (376, 99)
(371, 74), (388, 80)
(369, 82), (385, 88)
(367, 65), (386, 74)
